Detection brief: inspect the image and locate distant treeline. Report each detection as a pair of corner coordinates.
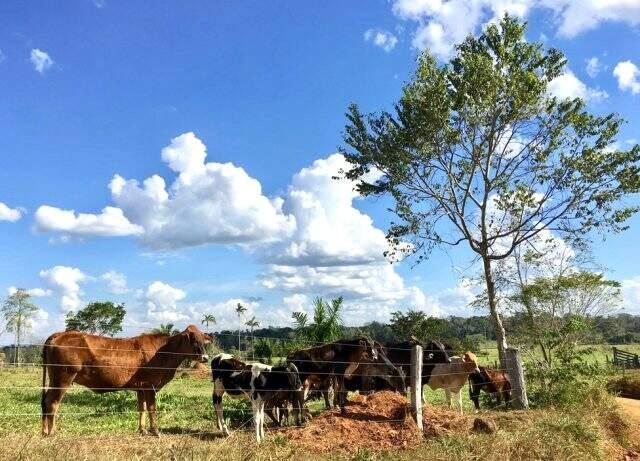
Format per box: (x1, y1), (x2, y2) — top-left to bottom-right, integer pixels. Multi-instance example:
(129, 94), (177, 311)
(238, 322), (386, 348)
(211, 313), (640, 354)
(2, 313), (638, 365)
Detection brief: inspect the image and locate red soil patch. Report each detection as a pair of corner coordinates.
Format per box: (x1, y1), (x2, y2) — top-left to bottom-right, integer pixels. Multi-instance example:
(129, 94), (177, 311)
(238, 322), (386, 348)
(282, 391), (471, 453)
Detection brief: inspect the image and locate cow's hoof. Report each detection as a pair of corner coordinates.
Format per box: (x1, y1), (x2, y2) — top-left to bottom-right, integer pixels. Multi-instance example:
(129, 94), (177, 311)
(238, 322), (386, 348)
(138, 429), (148, 436)
(150, 429), (160, 437)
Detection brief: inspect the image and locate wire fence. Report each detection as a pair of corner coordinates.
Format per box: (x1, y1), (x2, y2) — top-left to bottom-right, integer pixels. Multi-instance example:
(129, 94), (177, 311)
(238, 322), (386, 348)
(0, 333), (525, 437)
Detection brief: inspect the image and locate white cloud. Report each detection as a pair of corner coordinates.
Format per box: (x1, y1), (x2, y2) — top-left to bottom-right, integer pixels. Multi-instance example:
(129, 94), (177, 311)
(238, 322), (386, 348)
(391, 1), (640, 58)
(143, 281), (187, 323)
(101, 270), (129, 294)
(37, 132), (295, 248)
(613, 60), (640, 95)
(30, 49), (54, 73)
(35, 205), (143, 238)
(585, 56), (604, 78)
(0, 202), (22, 222)
(539, 0), (640, 38)
(264, 154), (388, 267)
(548, 69), (608, 101)
(622, 276), (640, 314)
(7, 286), (52, 297)
(39, 266), (88, 312)
(364, 28), (399, 52)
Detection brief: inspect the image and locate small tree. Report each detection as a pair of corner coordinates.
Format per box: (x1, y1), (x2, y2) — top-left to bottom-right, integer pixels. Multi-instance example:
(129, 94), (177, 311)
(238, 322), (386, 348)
(245, 316), (260, 359)
(512, 271), (620, 366)
(65, 301), (126, 336)
(389, 310), (453, 342)
(151, 323), (180, 335)
(292, 296), (344, 343)
(201, 313), (216, 330)
(2, 289), (38, 366)
(341, 16), (640, 365)
(235, 303), (247, 352)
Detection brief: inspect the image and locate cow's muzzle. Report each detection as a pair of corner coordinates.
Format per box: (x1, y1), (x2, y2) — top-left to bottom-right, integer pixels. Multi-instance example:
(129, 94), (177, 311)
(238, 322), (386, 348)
(200, 354), (209, 363)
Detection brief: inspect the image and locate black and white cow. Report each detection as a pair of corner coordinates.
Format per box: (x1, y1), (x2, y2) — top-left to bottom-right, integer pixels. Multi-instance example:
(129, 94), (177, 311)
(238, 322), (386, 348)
(211, 353), (303, 442)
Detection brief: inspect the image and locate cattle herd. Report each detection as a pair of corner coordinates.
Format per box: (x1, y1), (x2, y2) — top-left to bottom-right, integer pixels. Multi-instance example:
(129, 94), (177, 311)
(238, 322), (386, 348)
(39, 325), (512, 442)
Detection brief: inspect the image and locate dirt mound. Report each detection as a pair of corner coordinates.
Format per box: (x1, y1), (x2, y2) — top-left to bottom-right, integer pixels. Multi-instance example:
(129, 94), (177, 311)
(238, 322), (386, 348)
(283, 391), (473, 453)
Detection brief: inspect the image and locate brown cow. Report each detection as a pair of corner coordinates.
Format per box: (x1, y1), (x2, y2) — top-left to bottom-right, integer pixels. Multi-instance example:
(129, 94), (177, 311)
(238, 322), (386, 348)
(41, 325), (211, 436)
(468, 366), (512, 410)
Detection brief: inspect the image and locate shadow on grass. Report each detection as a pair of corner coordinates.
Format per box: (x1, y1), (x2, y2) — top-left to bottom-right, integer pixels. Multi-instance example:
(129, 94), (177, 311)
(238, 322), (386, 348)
(160, 426), (228, 440)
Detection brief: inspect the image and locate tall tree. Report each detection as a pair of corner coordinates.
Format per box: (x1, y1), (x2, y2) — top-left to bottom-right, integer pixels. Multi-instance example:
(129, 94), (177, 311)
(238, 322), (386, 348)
(235, 303), (247, 352)
(201, 313), (217, 329)
(65, 301), (126, 336)
(292, 296), (344, 343)
(2, 289), (38, 365)
(245, 316), (260, 359)
(341, 16), (640, 365)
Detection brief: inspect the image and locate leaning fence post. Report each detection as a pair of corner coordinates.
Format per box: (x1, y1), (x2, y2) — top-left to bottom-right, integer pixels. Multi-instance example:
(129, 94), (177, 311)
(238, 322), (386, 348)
(505, 347), (528, 410)
(410, 344), (423, 435)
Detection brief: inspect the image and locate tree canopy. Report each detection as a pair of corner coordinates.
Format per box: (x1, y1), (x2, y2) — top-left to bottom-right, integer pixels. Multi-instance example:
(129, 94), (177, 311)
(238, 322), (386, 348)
(341, 15), (640, 364)
(65, 301), (126, 336)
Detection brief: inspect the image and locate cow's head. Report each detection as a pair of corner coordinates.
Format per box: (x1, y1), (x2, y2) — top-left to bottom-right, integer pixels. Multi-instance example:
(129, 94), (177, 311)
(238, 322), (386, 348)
(462, 351), (481, 373)
(423, 339), (450, 364)
(357, 337), (379, 362)
(183, 325), (212, 363)
(373, 341), (407, 393)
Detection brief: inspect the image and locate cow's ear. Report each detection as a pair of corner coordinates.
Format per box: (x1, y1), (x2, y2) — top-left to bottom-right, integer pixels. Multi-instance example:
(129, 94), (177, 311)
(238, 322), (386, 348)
(188, 331), (197, 344)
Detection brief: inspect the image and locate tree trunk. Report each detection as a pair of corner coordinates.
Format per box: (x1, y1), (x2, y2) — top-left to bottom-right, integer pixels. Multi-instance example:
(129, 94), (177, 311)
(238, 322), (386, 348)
(482, 256), (508, 368)
(15, 319), (21, 367)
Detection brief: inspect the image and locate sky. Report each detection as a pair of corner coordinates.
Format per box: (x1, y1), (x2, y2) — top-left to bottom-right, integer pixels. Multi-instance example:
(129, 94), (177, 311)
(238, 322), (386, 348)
(1, 0), (640, 342)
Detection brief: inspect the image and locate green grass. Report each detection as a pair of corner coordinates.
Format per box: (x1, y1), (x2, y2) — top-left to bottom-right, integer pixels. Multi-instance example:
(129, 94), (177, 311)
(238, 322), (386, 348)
(1, 346), (638, 460)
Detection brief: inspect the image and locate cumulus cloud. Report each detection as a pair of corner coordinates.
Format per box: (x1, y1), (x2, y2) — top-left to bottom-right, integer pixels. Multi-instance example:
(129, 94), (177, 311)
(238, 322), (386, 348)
(622, 276), (640, 314)
(143, 281), (187, 323)
(613, 60), (640, 95)
(364, 28), (399, 52)
(30, 49), (54, 73)
(548, 70), (608, 101)
(7, 286), (52, 297)
(39, 266), (88, 312)
(101, 270), (129, 294)
(36, 132), (295, 248)
(0, 202), (23, 222)
(35, 205), (143, 237)
(258, 154), (436, 318)
(391, 0), (640, 59)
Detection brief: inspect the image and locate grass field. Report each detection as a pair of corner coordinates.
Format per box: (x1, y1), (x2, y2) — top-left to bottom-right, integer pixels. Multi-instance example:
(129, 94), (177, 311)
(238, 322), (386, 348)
(1, 356), (639, 460)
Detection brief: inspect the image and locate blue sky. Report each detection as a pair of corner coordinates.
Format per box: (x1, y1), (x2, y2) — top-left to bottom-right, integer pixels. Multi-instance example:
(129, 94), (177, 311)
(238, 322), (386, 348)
(1, 1), (640, 341)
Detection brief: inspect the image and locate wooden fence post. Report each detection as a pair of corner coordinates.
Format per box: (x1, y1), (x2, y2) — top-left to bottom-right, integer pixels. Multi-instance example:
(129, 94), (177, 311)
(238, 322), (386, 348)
(505, 347), (528, 410)
(410, 344), (423, 435)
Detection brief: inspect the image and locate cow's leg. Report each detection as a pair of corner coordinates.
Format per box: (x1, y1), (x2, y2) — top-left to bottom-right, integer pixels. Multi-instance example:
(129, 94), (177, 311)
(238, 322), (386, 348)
(43, 370), (76, 436)
(335, 376), (347, 413)
(455, 388), (463, 415)
(444, 388), (452, 409)
(258, 399), (266, 442)
(137, 390), (147, 435)
(145, 390), (160, 437)
(251, 397), (261, 443)
(212, 390), (228, 436)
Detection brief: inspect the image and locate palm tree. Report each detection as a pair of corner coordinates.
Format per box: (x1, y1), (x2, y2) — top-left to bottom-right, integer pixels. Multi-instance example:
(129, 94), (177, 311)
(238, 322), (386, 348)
(235, 303), (247, 353)
(201, 314), (216, 330)
(292, 296), (343, 343)
(2, 289), (38, 366)
(245, 316), (260, 359)
(151, 323), (179, 335)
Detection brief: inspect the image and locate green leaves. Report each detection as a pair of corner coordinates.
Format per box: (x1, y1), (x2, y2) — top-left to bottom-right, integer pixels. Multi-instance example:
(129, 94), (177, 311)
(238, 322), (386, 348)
(292, 296), (344, 343)
(64, 301), (126, 336)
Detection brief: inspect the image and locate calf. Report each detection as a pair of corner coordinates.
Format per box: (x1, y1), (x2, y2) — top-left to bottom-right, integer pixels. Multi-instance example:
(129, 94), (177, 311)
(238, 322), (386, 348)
(468, 367), (511, 410)
(425, 351), (480, 415)
(211, 354), (303, 442)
